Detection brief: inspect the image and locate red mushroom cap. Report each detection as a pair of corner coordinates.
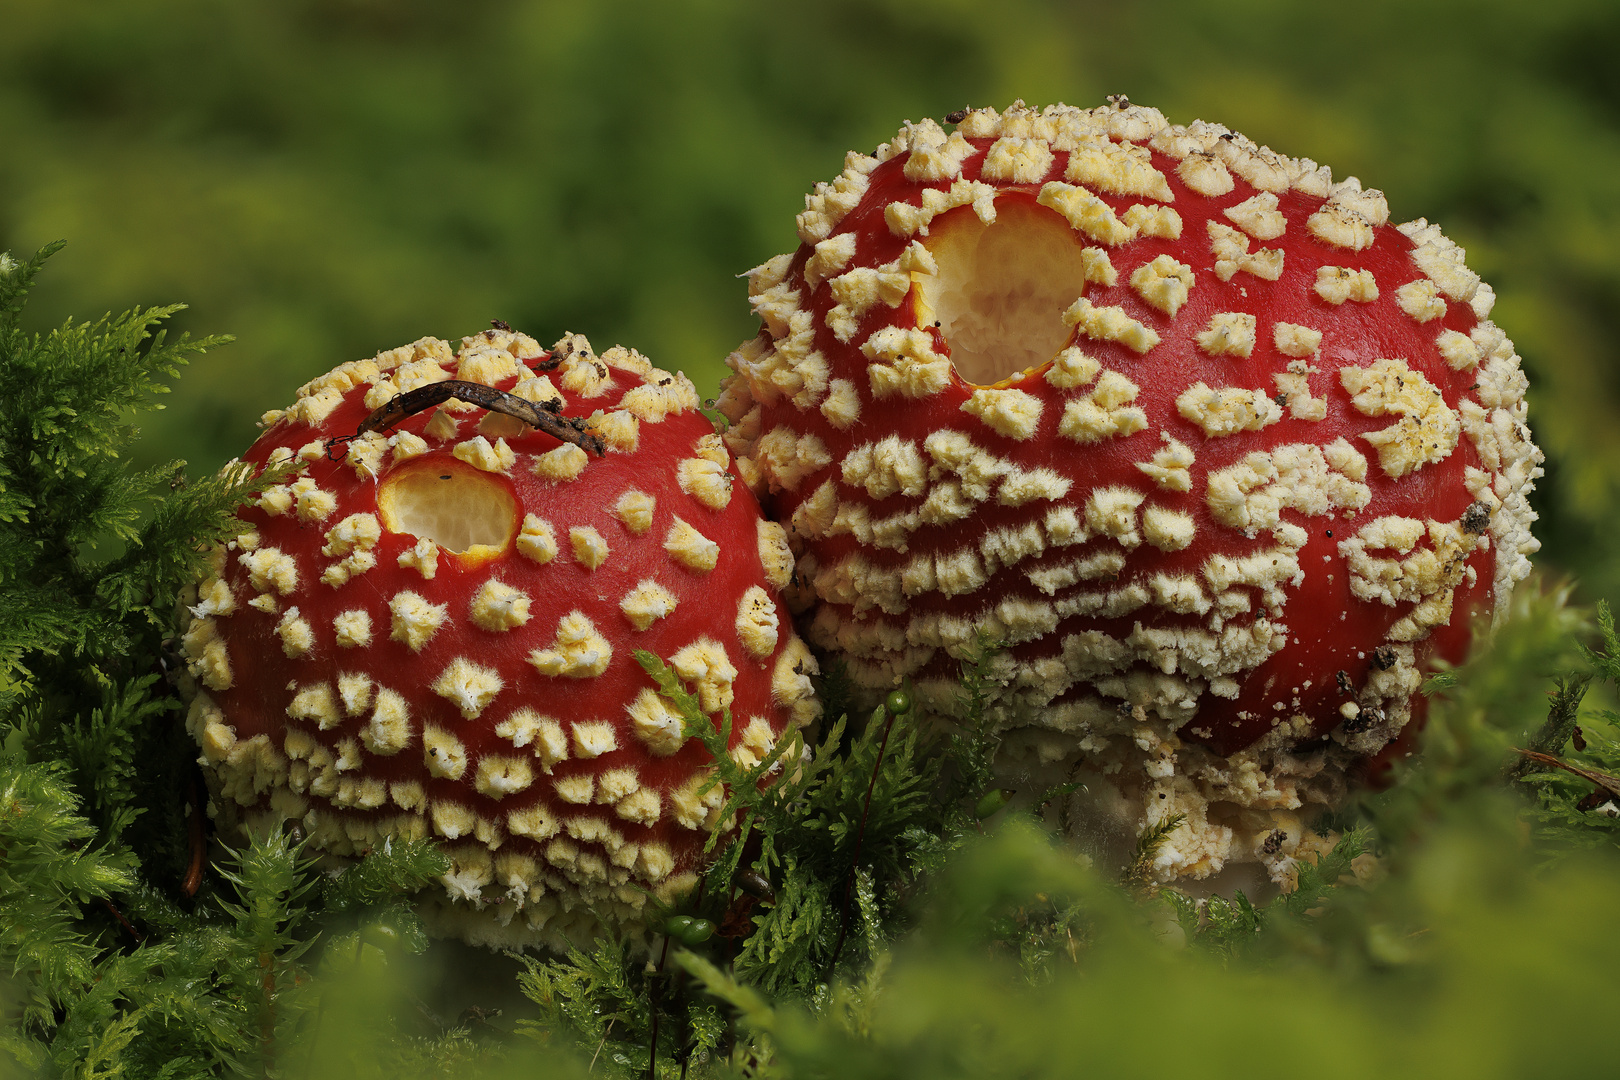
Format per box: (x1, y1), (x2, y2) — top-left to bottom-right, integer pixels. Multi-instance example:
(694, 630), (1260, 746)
(181, 328), (818, 948)
(716, 100), (1540, 884)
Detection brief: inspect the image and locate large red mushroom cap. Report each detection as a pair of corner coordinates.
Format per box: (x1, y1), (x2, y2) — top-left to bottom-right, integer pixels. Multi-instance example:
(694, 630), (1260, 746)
(716, 100), (1540, 885)
(180, 328), (818, 948)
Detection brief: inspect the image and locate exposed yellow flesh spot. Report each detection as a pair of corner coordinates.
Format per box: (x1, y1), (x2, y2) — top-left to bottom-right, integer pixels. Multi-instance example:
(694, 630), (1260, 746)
(917, 201), (1095, 386)
(378, 458), (516, 557)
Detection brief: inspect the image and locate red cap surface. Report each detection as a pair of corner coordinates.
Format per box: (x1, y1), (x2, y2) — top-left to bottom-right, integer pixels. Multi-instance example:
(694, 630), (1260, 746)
(716, 101), (1540, 884)
(181, 329), (818, 947)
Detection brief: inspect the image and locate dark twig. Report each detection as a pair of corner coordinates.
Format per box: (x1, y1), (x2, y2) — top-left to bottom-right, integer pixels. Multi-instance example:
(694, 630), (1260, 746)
(102, 899), (143, 944)
(1513, 748), (1620, 808)
(324, 378), (606, 460)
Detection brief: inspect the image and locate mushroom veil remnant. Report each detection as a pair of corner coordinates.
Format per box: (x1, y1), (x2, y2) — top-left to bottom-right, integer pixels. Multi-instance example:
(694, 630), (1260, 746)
(179, 328), (819, 948)
(715, 99), (1541, 886)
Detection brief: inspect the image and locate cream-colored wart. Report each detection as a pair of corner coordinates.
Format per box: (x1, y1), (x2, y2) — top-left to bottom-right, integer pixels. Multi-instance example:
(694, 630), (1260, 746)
(468, 580), (531, 632)
(1085, 486), (1146, 547)
(626, 687), (687, 756)
(620, 579), (679, 631)
(423, 724), (468, 780)
(336, 676), (374, 718)
(735, 586), (780, 661)
(332, 609), (373, 648)
(1197, 313), (1258, 358)
(1057, 370), (1148, 445)
(517, 515), (558, 564)
(1340, 358), (1461, 478)
(1315, 266), (1379, 305)
(432, 657), (505, 720)
(397, 537), (439, 580)
(678, 456), (733, 510)
(670, 638), (739, 714)
(1130, 255), (1195, 317)
(388, 591), (449, 651)
(361, 688), (412, 755)
(1395, 279), (1446, 323)
(286, 683), (340, 729)
(571, 720), (619, 759)
(614, 490), (656, 535)
(475, 755), (534, 798)
(453, 436), (516, 474)
(1134, 433), (1198, 495)
(756, 520), (796, 591)
(1176, 383), (1283, 438)
(528, 612), (614, 678)
(664, 518), (720, 573)
(181, 618), (233, 690)
(569, 526), (610, 570)
(915, 201), (1099, 386)
(275, 608), (314, 658)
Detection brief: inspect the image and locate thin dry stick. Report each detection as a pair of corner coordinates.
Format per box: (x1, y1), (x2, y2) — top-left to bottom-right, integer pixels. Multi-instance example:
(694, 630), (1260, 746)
(324, 379), (605, 460)
(590, 1020), (615, 1072)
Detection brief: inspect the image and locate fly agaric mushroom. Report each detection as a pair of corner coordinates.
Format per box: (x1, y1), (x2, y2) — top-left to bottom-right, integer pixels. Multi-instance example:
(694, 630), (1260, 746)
(715, 99), (1540, 886)
(178, 327), (818, 948)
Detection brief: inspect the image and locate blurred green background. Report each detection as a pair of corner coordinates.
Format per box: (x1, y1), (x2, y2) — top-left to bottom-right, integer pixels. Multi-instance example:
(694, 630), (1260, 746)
(2, 0), (1617, 597)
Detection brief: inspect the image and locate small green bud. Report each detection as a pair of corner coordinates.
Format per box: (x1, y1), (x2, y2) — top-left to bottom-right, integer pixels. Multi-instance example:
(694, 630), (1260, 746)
(665, 914), (696, 939)
(675, 918), (716, 945)
(361, 922), (401, 950)
(885, 688), (913, 715)
(975, 787), (1014, 819)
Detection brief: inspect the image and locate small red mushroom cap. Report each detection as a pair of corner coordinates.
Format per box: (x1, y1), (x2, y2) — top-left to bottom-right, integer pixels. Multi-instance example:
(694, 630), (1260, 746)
(716, 100), (1541, 884)
(180, 329), (818, 948)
